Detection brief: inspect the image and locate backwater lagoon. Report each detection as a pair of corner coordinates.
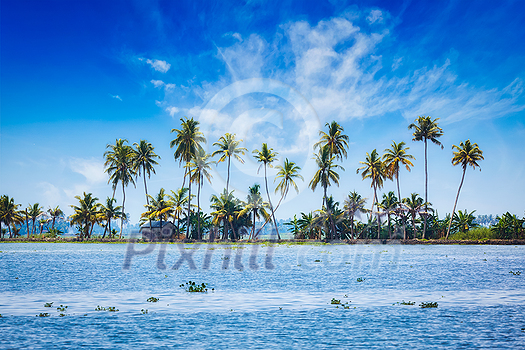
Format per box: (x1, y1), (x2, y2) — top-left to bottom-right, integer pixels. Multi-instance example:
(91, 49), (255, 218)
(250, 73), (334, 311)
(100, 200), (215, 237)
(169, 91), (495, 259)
(1, 242), (524, 349)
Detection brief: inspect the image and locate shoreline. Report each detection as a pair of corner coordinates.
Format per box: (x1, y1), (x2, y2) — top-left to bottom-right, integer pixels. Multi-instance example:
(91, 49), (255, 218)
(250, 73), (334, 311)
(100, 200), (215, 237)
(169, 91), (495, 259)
(1, 237), (524, 245)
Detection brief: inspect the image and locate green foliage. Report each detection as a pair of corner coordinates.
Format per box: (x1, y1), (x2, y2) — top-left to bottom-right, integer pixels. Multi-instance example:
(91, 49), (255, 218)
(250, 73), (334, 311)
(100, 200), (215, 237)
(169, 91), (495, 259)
(420, 302), (438, 308)
(44, 302), (53, 307)
(449, 227), (494, 240)
(37, 313), (50, 317)
(95, 305), (119, 312)
(141, 309), (148, 314)
(331, 298), (341, 304)
(356, 277), (365, 282)
(56, 305), (68, 312)
(509, 271), (521, 276)
(180, 280), (212, 292)
(394, 300), (415, 305)
(147, 297), (159, 302)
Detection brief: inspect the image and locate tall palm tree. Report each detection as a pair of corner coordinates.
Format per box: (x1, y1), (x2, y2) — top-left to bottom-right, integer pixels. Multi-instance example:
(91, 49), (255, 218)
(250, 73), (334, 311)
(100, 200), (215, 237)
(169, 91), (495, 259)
(383, 141), (415, 203)
(314, 121), (349, 160)
(446, 140), (484, 238)
(28, 203), (43, 236)
(0, 195), (23, 238)
(274, 158), (304, 215)
(238, 184), (270, 240)
(343, 191), (367, 239)
(171, 117), (206, 240)
(310, 146), (343, 240)
(379, 191), (399, 239)
(168, 188), (190, 239)
(357, 149), (386, 238)
(104, 138), (136, 238)
(132, 140), (160, 231)
(408, 116), (444, 238)
(142, 188), (174, 240)
(47, 206), (63, 231)
(212, 133), (247, 193)
(253, 143), (281, 240)
(187, 148), (214, 240)
(100, 197), (124, 238)
(210, 189), (242, 241)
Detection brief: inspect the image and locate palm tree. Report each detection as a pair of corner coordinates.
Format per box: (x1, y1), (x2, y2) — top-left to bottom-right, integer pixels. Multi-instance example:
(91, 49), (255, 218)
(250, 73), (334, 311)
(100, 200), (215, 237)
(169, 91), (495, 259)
(28, 203), (43, 236)
(187, 148), (214, 240)
(212, 133), (247, 193)
(310, 146), (343, 239)
(401, 193), (428, 239)
(450, 209), (478, 235)
(446, 140), (484, 238)
(357, 149), (386, 239)
(383, 141), (415, 204)
(210, 189), (242, 241)
(238, 184), (270, 240)
(70, 192), (101, 241)
(274, 158), (304, 215)
(408, 116), (444, 238)
(284, 215), (301, 239)
(343, 191), (367, 239)
(314, 121), (349, 160)
(100, 197), (124, 238)
(47, 206), (63, 231)
(379, 191), (399, 239)
(253, 143), (280, 240)
(168, 188), (189, 239)
(104, 138), (136, 238)
(132, 140), (160, 231)
(142, 188), (174, 240)
(0, 195), (23, 238)
(171, 118), (206, 240)
(297, 212), (316, 239)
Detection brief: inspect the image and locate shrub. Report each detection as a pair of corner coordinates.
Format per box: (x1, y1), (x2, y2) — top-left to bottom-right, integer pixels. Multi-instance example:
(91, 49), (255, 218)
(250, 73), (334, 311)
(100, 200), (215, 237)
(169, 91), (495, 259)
(449, 227), (494, 240)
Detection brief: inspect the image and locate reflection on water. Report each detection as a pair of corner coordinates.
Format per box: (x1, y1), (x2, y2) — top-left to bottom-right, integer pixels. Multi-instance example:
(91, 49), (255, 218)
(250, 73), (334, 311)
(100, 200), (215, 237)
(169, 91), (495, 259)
(1, 243), (524, 348)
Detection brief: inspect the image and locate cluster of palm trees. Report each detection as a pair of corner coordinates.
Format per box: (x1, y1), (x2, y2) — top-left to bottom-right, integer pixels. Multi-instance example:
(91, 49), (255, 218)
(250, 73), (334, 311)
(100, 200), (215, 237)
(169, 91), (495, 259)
(4, 114), (517, 242)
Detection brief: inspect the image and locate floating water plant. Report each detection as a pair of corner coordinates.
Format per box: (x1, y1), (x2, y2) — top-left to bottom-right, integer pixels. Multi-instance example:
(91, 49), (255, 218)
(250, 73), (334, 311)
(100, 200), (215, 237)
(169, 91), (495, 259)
(180, 281), (213, 292)
(37, 313), (50, 317)
(331, 298), (341, 305)
(314, 259), (321, 262)
(356, 277), (365, 282)
(107, 306), (119, 312)
(509, 271), (521, 276)
(141, 309), (148, 314)
(394, 301), (415, 306)
(44, 302), (53, 308)
(56, 305), (68, 312)
(95, 305), (119, 312)
(147, 297), (159, 302)
(95, 305), (105, 311)
(420, 302), (438, 308)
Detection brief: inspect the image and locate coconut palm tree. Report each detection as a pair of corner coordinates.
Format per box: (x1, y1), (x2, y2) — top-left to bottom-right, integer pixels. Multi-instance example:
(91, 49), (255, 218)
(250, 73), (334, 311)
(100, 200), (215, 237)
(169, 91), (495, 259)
(104, 138), (136, 238)
(47, 206), (63, 231)
(378, 191), (399, 239)
(210, 189), (243, 241)
(309, 146), (343, 239)
(0, 195), (23, 238)
(70, 192), (101, 241)
(100, 197), (124, 238)
(408, 116), (444, 238)
(142, 188), (174, 240)
(446, 140), (484, 238)
(132, 140), (160, 230)
(168, 188), (190, 239)
(253, 143), (280, 240)
(170, 117), (206, 187)
(383, 141), (414, 203)
(238, 184), (270, 240)
(297, 212), (316, 239)
(284, 215), (301, 239)
(187, 148), (214, 240)
(274, 158), (303, 216)
(401, 193), (428, 239)
(314, 121), (349, 160)
(212, 133), (247, 193)
(27, 203), (43, 236)
(343, 191), (367, 239)
(450, 209), (478, 235)
(357, 149), (386, 239)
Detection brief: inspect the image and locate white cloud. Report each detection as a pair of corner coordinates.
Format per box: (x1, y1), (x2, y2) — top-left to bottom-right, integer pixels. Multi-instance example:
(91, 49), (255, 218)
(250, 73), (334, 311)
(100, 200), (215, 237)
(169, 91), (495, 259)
(146, 58), (171, 73)
(367, 9), (383, 24)
(111, 94), (122, 101)
(69, 157), (106, 185)
(151, 79), (165, 88)
(165, 106), (179, 116)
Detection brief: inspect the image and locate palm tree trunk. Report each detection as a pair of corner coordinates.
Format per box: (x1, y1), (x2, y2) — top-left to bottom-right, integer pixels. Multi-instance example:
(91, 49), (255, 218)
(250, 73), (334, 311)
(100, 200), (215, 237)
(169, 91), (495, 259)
(120, 182), (125, 239)
(186, 170), (192, 240)
(144, 165), (153, 233)
(373, 184), (381, 239)
(264, 165), (280, 240)
(251, 210), (256, 240)
(396, 172), (406, 239)
(226, 156), (231, 193)
(446, 167), (466, 239)
(26, 213), (30, 238)
(350, 216), (355, 239)
(32, 218), (36, 235)
(197, 179), (201, 240)
(387, 213), (391, 239)
(423, 138), (428, 239)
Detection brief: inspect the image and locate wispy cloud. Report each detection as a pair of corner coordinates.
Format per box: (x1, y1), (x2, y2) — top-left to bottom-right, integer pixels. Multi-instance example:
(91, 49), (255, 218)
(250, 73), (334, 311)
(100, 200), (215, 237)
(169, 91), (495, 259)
(141, 58), (171, 73)
(69, 157), (106, 185)
(111, 94), (122, 101)
(165, 106), (179, 116)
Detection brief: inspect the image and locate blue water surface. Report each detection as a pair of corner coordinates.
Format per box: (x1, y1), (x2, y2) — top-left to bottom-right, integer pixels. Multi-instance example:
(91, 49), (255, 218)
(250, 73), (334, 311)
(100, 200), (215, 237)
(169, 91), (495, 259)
(1, 242), (524, 349)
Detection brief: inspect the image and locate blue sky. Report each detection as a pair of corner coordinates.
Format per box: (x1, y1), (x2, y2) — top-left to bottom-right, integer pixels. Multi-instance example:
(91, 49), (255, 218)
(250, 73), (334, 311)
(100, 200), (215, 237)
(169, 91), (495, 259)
(1, 0), (524, 225)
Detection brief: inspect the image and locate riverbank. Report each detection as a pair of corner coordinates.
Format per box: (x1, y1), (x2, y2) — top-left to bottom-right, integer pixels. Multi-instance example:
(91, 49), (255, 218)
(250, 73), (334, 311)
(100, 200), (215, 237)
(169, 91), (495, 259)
(1, 237), (525, 245)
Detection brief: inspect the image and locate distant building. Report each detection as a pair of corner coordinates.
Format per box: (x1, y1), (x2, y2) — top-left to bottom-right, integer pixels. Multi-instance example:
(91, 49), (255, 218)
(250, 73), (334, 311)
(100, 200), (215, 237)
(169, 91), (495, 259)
(139, 221), (176, 241)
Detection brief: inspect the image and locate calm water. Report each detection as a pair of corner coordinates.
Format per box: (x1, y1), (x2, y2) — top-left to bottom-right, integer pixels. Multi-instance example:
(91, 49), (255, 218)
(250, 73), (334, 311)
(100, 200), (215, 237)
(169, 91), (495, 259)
(1, 242), (524, 349)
